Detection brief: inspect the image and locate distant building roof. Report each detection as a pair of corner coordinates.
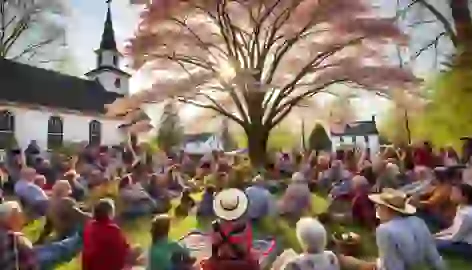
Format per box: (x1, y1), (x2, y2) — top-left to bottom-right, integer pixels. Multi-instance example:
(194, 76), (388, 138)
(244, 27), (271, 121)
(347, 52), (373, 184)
(0, 58), (122, 114)
(184, 133), (214, 143)
(330, 119), (378, 136)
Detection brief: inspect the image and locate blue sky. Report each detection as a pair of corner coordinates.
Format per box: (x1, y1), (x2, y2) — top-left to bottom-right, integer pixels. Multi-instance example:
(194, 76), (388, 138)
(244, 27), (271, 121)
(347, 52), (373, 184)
(67, 0), (449, 122)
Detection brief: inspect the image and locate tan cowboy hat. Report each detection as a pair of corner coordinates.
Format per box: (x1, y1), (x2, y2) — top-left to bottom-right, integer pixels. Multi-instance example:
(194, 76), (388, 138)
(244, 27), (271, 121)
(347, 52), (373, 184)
(368, 188), (416, 215)
(213, 188), (249, 221)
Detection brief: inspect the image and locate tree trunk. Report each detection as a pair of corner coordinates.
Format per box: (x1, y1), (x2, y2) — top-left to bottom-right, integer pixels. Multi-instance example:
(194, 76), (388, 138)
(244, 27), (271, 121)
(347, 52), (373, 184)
(246, 126), (269, 168)
(450, 0), (472, 66)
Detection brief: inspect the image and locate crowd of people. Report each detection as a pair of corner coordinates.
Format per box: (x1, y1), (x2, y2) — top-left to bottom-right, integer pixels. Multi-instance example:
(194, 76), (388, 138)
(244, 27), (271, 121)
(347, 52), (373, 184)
(0, 138), (471, 270)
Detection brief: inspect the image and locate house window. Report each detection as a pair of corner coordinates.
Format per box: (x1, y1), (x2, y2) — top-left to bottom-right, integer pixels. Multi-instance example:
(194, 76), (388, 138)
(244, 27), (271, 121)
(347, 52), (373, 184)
(352, 136), (357, 144)
(114, 78), (121, 88)
(89, 120), (101, 146)
(339, 136), (344, 143)
(0, 110), (15, 148)
(364, 135), (369, 143)
(113, 55), (118, 66)
(47, 116), (63, 150)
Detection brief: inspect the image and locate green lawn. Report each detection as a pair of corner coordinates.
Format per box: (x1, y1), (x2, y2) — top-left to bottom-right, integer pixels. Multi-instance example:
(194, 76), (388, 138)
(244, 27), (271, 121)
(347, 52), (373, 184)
(22, 194), (470, 269)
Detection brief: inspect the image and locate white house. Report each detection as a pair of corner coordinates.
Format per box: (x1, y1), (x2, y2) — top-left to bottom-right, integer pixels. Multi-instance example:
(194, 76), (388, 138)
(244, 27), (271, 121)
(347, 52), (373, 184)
(330, 116), (380, 158)
(0, 2), (130, 151)
(182, 133), (223, 155)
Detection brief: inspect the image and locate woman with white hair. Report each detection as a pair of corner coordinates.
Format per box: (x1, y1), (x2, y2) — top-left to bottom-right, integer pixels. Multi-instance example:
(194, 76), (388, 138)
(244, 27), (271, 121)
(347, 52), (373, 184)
(277, 217), (339, 270)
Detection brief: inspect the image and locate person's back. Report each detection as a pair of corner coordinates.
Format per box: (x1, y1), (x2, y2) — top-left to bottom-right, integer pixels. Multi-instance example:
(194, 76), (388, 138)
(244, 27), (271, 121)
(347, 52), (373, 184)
(284, 250), (340, 270)
(245, 185), (274, 220)
(82, 218), (129, 270)
(376, 215), (445, 270)
(149, 238), (186, 270)
(14, 179), (48, 205)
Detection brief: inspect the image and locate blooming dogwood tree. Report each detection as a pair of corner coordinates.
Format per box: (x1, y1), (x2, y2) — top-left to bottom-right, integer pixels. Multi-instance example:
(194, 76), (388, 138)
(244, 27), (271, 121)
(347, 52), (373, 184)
(114, 0), (420, 165)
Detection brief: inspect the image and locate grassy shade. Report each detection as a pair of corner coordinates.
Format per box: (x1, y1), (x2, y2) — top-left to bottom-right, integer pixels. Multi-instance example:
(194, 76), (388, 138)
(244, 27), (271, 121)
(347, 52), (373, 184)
(22, 194), (470, 269)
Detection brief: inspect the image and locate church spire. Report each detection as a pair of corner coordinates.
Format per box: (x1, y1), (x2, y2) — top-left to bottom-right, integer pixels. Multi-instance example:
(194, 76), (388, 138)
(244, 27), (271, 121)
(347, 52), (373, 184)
(99, 0), (117, 51)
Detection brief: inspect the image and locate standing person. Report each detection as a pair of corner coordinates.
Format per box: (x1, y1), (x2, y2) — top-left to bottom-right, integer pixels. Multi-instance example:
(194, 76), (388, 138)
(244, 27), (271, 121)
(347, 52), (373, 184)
(82, 199), (142, 270)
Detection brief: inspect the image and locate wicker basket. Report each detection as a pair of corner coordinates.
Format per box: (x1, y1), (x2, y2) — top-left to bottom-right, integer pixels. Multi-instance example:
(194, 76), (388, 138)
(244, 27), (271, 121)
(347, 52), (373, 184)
(332, 233), (361, 256)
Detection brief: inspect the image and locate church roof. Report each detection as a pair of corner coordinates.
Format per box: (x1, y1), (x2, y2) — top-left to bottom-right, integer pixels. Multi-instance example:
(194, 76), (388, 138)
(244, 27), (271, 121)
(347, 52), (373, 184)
(99, 3), (117, 51)
(0, 58), (123, 114)
(85, 66), (131, 77)
(330, 119), (378, 136)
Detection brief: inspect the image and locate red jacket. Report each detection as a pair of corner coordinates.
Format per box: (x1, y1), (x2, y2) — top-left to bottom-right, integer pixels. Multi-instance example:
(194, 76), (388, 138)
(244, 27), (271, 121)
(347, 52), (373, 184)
(82, 218), (130, 270)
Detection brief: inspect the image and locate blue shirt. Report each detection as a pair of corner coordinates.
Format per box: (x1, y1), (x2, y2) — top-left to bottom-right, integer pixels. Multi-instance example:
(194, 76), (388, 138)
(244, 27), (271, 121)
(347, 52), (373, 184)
(14, 179), (48, 205)
(245, 185), (275, 219)
(376, 216), (446, 270)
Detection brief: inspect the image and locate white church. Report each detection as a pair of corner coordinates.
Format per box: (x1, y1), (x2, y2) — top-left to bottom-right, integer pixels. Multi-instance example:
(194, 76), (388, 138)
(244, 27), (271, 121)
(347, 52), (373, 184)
(0, 2), (133, 151)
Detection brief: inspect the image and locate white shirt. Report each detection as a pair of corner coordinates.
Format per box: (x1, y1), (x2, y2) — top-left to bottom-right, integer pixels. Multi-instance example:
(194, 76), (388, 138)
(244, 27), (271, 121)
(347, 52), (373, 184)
(436, 205), (472, 245)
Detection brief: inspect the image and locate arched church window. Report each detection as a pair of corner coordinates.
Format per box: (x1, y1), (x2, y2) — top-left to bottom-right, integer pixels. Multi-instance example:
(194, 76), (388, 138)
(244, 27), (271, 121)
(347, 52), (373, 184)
(89, 120), (101, 146)
(114, 78), (121, 88)
(113, 55), (118, 66)
(47, 116), (63, 150)
(0, 110), (15, 149)
(98, 54), (103, 66)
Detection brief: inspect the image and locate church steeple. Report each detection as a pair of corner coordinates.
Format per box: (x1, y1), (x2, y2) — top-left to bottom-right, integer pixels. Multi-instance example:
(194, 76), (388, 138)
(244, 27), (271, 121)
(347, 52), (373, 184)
(85, 0), (131, 96)
(100, 1), (117, 51)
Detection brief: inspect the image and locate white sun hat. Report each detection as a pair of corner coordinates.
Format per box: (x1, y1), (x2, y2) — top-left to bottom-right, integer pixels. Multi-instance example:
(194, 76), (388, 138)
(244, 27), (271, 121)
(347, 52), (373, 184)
(213, 188), (249, 221)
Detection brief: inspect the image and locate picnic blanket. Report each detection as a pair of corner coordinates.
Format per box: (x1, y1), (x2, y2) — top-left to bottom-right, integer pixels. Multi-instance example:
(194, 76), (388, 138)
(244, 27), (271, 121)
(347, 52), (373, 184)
(178, 231), (277, 268)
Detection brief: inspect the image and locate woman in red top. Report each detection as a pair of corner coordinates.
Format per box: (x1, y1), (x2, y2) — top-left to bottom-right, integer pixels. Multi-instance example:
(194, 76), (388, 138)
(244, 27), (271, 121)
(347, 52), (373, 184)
(82, 199), (142, 270)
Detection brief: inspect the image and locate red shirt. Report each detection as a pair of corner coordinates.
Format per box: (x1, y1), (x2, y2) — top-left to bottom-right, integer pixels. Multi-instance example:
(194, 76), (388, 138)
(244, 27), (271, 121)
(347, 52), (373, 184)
(82, 218), (130, 270)
(351, 190), (377, 229)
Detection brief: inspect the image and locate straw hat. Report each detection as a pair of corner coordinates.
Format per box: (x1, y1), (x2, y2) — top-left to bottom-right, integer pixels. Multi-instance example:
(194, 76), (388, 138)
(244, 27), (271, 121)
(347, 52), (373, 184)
(213, 188), (249, 221)
(368, 188), (416, 215)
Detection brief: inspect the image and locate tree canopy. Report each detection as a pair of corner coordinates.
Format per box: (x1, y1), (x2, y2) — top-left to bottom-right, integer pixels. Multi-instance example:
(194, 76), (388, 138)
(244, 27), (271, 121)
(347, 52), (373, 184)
(0, 0), (69, 64)
(110, 0), (419, 165)
(157, 101), (184, 153)
(308, 123), (331, 152)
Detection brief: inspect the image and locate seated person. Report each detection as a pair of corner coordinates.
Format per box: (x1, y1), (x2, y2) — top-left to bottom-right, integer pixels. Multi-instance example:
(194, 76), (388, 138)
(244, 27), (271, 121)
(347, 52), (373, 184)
(197, 185), (216, 218)
(14, 167), (49, 217)
(435, 182), (472, 257)
(82, 199), (143, 270)
(175, 188), (196, 218)
(400, 166), (433, 196)
(338, 188), (446, 270)
(411, 167), (456, 231)
(350, 176), (377, 229)
(148, 214), (195, 270)
(147, 174), (172, 213)
(0, 201), (83, 269)
(36, 180), (91, 244)
(274, 217), (340, 270)
(245, 175), (276, 222)
(278, 173), (312, 220)
(120, 175), (156, 218)
(211, 189), (254, 258)
(64, 170), (86, 201)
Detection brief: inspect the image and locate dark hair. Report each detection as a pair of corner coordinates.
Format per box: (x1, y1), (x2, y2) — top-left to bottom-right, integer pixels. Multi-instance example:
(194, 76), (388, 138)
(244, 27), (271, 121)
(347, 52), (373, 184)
(205, 185), (216, 195)
(93, 199), (115, 221)
(458, 183), (472, 205)
(151, 214), (171, 243)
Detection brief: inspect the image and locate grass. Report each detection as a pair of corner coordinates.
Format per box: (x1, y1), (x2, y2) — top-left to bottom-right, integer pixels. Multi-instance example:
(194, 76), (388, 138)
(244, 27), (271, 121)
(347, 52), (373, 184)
(22, 194), (471, 269)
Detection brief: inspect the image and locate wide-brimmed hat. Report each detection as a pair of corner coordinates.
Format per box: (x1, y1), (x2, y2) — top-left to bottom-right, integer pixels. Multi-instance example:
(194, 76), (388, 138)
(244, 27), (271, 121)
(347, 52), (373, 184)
(368, 188), (416, 215)
(213, 188), (249, 221)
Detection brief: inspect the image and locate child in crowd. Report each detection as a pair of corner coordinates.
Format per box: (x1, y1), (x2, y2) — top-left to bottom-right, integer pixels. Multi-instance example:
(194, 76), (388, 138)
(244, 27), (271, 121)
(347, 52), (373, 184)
(148, 214), (195, 270)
